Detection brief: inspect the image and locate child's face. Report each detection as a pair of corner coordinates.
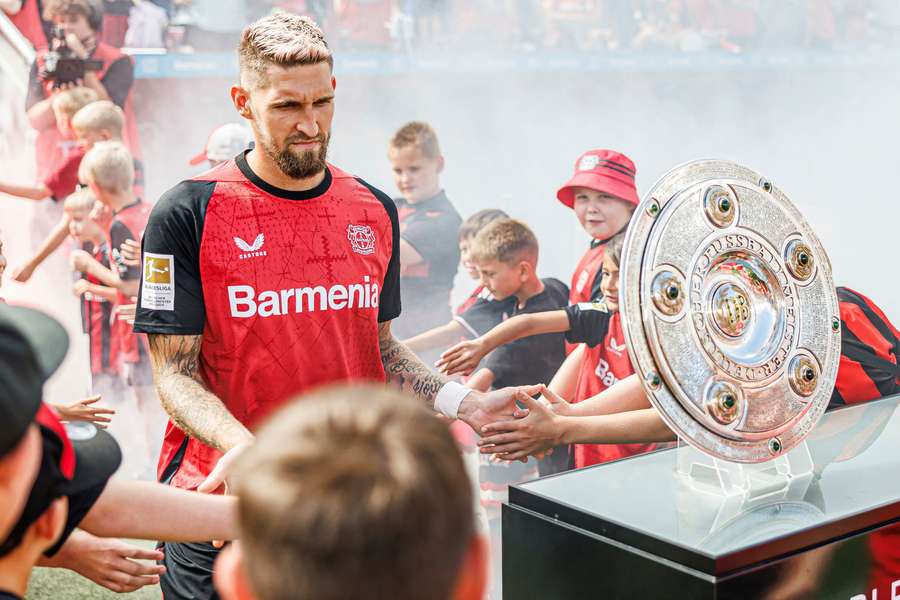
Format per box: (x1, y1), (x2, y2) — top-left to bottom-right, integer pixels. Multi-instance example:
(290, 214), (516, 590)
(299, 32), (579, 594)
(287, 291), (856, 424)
(599, 254), (620, 313)
(74, 127), (107, 150)
(53, 109), (74, 140)
(388, 145), (443, 203)
(459, 236), (479, 280)
(66, 209), (100, 242)
(572, 187), (633, 240)
(476, 258), (524, 301)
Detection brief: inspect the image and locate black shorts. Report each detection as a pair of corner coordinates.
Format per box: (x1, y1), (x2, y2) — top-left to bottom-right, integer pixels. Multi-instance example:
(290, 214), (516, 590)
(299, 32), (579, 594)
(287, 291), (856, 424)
(158, 541), (220, 600)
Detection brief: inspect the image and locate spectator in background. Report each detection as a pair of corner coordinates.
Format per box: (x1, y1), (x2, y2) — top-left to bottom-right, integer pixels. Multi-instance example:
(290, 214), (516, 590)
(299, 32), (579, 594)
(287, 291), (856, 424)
(189, 122), (253, 169)
(388, 121), (462, 342)
(175, 0), (249, 51)
(101, 0), (132, 47)
(2, 0), (53, 50)
(26, 0), (140, 184)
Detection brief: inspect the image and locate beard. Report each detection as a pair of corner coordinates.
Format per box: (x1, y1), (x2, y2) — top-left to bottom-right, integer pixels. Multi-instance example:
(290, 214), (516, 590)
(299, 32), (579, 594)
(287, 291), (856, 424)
(262, 131), (330, 180)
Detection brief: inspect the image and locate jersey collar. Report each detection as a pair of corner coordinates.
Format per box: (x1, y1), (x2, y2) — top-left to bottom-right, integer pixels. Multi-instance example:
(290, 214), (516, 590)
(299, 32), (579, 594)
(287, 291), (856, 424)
(236, 149), (333, 201)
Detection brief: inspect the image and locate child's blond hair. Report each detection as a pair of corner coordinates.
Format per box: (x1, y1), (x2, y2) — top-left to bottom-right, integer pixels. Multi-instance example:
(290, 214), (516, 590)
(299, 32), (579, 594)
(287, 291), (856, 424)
(604, 231), (626, 267)
(63, 188), (97, 215)
(51, 87), (98, 119)
(389, 121), (441, 160)
(469, 218), (539, 266)
(71, 101), (125, 139)
(79, 141), (134, 195)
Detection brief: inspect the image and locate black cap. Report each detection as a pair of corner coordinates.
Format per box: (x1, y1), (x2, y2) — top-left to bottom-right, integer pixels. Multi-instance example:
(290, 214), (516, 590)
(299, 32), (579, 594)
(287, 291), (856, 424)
(0, 305), (68, 459)
(0, 410), (122, 557)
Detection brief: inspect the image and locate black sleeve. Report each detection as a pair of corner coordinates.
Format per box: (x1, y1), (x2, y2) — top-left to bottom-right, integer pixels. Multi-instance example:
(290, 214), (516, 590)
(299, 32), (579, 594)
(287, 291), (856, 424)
(110, 220), (141, 281)
(454, 297), (514, 338)
(355, 178), (401, 322)
(401, 205), (461, 276)
(564, 301), (613, 347)
(25, 60), (46, 111)
(133, 180), (214, 335)
(100, 56), (134, 108)
(44, 481), (108, 557)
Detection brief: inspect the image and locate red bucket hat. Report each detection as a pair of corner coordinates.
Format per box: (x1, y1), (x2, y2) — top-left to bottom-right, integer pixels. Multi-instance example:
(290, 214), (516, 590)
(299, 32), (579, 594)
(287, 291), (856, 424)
(557, 149), (640, 208)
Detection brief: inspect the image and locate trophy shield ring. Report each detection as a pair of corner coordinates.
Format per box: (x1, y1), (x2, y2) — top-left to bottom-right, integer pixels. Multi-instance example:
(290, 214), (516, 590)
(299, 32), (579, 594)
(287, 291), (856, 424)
(620, 160), (841, 463)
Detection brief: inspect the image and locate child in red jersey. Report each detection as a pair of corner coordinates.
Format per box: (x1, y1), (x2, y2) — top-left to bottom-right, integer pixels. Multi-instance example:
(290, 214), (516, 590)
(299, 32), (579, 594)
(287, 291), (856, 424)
(439, 232), (659, 468)
(403, 208), (512, 355)
(12, 100), (143, 284)
(0, 87), (97, 204)
(79, 141), (164, 479)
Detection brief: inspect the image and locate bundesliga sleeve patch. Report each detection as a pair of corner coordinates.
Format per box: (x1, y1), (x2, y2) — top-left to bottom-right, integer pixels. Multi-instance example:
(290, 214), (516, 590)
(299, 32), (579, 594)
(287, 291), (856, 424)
(141, 253), (175, 311)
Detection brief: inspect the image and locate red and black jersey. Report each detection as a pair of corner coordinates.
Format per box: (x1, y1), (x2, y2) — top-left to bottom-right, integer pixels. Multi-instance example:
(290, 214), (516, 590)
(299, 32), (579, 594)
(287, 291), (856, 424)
(393, 191), (462, 338)
(79, 241), (117, 375)
(109, 199), (152, 366)
(134, 152), (401, 490)
(569, 240), (605, 305)
(567, 308), (657, 467)
(831, 286), (900, 407)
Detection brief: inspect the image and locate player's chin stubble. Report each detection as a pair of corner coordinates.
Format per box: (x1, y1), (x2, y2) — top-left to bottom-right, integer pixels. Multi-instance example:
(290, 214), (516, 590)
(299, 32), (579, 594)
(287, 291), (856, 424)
(268, 133), (330, 180)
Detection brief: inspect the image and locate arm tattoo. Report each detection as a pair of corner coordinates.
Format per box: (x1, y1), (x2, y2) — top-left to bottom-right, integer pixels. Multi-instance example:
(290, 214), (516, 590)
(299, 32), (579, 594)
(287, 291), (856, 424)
(148, 334), (250, 452)
(379, 323), (446, 410)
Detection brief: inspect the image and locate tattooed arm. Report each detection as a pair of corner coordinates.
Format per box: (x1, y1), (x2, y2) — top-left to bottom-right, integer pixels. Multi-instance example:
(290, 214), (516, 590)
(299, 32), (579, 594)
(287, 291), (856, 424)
(378, 321), (542, 433)
(147, 334), (252, 453)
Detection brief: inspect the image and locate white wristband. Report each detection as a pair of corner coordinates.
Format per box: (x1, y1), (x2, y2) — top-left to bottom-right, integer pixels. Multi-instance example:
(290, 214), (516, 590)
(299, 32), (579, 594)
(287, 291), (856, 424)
(435, 381), (472, 419)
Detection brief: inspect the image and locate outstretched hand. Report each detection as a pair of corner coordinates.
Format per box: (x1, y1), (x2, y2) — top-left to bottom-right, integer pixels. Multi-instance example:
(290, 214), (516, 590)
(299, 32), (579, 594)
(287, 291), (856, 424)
(54, 531), (165, 593)
(54, 395), (115, 428)
(457, 384), (544, 435)
(198, 441), (252, 549)
(435, 338), (488, 376)
(478, 387), (564, 461)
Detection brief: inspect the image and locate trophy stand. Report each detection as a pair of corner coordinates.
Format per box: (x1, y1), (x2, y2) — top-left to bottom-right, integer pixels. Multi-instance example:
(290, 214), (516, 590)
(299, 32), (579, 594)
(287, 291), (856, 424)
(675, 438), (814, 531)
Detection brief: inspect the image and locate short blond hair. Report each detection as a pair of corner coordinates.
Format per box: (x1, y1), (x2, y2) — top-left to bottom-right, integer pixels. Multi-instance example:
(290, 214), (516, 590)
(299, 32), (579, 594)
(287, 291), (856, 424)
(239, 13), (333, 87)
(79, 141), (134, 194)
(63, 188), (97, 215)
(470, 218), (539, 266)
(389, 121), (441, 159)
(71, 101), (124, 139)
(52, 87), (98, 119)
(233, 385), (474, 600)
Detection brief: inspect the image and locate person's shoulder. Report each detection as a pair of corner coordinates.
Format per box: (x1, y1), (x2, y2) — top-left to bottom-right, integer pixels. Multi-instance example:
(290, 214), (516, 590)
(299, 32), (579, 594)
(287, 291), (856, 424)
(151, 179), (218, 223)
(541, 277), (570, 305)
(344, 172), (398, 217)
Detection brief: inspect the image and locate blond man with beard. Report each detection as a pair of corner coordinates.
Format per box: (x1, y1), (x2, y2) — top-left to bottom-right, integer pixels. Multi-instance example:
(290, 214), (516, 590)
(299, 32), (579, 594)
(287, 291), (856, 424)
(134, 13), (540, 599)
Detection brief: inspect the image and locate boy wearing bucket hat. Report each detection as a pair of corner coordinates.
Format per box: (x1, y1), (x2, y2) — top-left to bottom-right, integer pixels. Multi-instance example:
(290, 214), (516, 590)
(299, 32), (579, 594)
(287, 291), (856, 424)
(552, 149), (639, 407)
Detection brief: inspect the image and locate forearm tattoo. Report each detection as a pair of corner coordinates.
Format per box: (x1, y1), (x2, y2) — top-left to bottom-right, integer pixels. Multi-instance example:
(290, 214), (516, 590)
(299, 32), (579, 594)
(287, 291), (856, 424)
(148, 334), (249, 451)
(379, 324), (446, 410)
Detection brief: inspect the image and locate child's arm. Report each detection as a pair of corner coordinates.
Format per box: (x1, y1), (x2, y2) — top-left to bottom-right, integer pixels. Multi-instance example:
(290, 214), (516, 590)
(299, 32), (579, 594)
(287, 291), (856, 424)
(79, 479), (238, 543)
(546, 343), (585, 401)
(11, 216), (70, 282)
(71, 249), (122, 288)
(437, 310), (570, 375)
(403, 319), (468, 354)
(0, 180), (51, 201)
(465, 367), (496, 393)
(477, 389), (675, 461)
(555, 373), (652, 417)
(74, 280), (119, 304)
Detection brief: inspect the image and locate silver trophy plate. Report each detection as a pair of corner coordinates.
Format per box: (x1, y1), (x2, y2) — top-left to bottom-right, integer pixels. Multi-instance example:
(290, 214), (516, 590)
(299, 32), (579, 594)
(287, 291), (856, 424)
(620, 160), (841, 463)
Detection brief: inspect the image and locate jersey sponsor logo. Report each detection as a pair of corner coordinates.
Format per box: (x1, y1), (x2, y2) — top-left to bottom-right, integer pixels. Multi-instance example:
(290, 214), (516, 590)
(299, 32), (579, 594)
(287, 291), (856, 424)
(595, 358), (619, 388)
(227, 276), (380, 318)
(347, 224), (375, 255)
(234, 234), (267, 260)
(575, 269), (590, 294)
(577, 300), (609, 313)
(578, 154), (600, 171)
(609, 336), (627, 356)
(141, 253), (175, 310)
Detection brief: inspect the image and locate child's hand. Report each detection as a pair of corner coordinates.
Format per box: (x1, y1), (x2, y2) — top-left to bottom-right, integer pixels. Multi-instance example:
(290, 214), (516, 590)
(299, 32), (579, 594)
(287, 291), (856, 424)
(70, 249), (92, 273)
(54, 395), (115, 428)
(116, 298), (137, 325)
(435, 338), (488, 376)
(541, 386), (574, 417)
(120, 238), (141, 267)
(73, 278), (90, 297)
(11, 263), (35, 283)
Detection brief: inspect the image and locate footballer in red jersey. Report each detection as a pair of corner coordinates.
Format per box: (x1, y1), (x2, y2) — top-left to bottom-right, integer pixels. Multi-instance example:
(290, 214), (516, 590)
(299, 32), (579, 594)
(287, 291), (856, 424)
(133, 14), (540, 600)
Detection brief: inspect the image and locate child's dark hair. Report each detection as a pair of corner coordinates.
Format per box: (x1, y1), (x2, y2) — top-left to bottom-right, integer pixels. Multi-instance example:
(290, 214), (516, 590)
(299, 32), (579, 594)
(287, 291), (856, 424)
(604, 231), (627, 267)
(458, 209), (509, 241)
